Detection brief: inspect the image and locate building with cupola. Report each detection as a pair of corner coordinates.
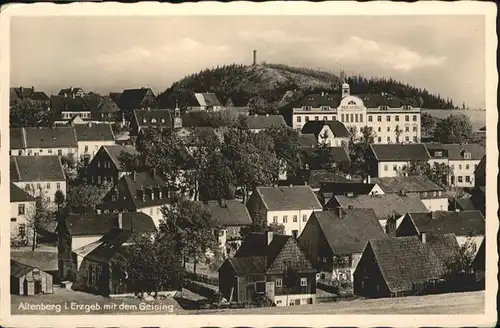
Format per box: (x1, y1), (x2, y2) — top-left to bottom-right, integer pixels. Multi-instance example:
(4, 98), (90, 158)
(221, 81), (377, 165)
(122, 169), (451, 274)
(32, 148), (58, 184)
(280, 81), (422, 144)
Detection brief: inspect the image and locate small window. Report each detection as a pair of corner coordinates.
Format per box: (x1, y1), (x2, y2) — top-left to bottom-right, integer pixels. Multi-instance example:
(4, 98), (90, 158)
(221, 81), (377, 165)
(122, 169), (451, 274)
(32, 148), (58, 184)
(458, 176), (463, 183)
(393, 165), (397, 171)
(377, 137), (381, 143)
(11, 217), (17, 222)
(46, 183), (50, 189)
(465, 176), (471, 182)
(387, 136), (391, 142)
(459, 164), (462, 170)
(283, 215), (288, 223)
(323, 116), (328, 120)
(332, 115), (337, 121)
(19, 224), (26, 237)
(302, 215), (307, 222)
(413, 115), (417, 121)
(300, 278), (308, 286)
(57, 183), (61, 189)
(305, 116), (309, 122)
(464, 152), (471, 159)
(451, 165), (455, 170)
(360, 114), (363, 122)
(412, 126), (417, 132)
(293, 215), (298, 222)
(151, 118), (157, 123)
(48, 149), (52, 154)
(368, 115), (373, 122)
(377, 127), (381, 132)
(58, 149), (62, 156)
(413, 136), (417, 142)
(405, 126), (410, 132)
(275, 279), (283, 287)
(355, 114), (359, 122)
(36, 183), (41, 190)
(386, 115), (391, 122)
(405, 115), (409, 122)
(97, 161), (101, 168)
(377, 116), (381, 122)
(387, 126), (390, 132)
(384, 165), (388, 171)
(297, 116), (302, 123)
(314, 116), (319, 121)
(466, 164), (470, 170)
(18, 204), (25, 215)
(405, 136), (409, 142)
(273, 216), (278, 224)
(40, 149), (43, 153)
(395, 115), (399, 122)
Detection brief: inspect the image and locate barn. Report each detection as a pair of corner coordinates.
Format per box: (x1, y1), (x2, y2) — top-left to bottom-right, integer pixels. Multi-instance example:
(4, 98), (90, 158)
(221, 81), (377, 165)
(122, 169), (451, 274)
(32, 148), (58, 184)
(10, 259), (53, 295)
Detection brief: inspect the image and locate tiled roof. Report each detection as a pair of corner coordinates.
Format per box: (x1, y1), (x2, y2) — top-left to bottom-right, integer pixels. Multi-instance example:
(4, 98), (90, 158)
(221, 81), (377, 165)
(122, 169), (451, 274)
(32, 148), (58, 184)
(319, 182), (378, 196)
(441, 144), (485, 161)
(32, 91), (50, 101)
(51, 95), (100, 119)
(193, 93), (221, 107)
(200, 200), (252, 227)
(424, 143), (449, 159)
(329, 193), (428, 219)
(298, 170), (354, 189)
(85, 228), (133, 263)
(97, 96), (120, 113)
(449, 197), (478, 211)
(11, 251), (58, 271)
(297, 134), (317, 147)
(407, 211), (485, 236)
(300, 120), (350, 138)
(118, 88), (156, 111)
(23, 127), (78, 148)
(102, 145), (139, 170)
(74, 123), (115, 141)
(310, 208), (387, 254)
(133, 109), (173, 129)
(300, 146), (351, 167)
(109, 92), (122, 103)
(10, 128), (26, 149)
(10, 87), (49, 103)
(58, 87), (84, 96)
(10, 260), (36, 278)
(228, 256), (267, 275)
(424, 233), (461, 266)
(370, 144), (430, 161)
(64, 212), (157, 236)
(10, 182), (35, 202)
(371, 176), (445, 193)
(358, 93), (417, 108)
(245, 115), (286, 130)
(368, 235), (450, 294)
(10, 156), (65, 182)
(295, 93), (341, 108)
(255, 185), (322, 211)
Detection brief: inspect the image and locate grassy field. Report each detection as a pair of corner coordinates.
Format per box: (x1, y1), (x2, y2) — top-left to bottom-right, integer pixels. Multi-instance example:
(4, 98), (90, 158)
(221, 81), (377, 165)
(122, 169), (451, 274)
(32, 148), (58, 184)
(190, 291), (484, 315)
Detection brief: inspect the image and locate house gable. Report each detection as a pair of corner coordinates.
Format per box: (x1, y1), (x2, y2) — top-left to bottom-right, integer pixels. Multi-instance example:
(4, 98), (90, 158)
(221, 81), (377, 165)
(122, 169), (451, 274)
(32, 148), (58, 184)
(266, 238), (314, 274)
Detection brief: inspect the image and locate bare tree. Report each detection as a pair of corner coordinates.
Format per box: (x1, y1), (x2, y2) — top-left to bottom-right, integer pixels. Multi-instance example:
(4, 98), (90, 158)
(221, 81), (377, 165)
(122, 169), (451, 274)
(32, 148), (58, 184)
(24, 186), (52, 250)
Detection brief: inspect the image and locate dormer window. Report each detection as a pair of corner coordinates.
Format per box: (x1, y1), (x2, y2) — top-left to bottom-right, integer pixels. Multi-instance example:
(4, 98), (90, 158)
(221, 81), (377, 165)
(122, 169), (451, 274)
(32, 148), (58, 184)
(303, 105), (311, 111)
(464, 152), (471, 159)
(380, 105), (388, 110)
(322, 106), (329, 111)
(151, 118), (157, 123)
(348, 101), (356, 105)
(435, 151), (442, 157)
(161, 118), (165, 123)
(143, 118), (147, 123)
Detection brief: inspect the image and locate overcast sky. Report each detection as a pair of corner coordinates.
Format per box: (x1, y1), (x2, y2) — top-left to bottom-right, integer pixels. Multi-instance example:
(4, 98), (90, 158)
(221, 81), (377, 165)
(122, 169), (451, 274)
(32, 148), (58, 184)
(10, 15), (485, 108)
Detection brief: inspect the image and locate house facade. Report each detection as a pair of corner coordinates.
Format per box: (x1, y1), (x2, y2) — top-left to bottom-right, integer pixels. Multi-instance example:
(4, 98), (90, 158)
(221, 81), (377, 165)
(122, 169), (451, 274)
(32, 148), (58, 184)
(282, 83), (421, 144)
(368, 144), (431, 178)
(9, 127), (78, 157)
(245, 115), (287, 133)
(117, 88), (159, 120)
(11, 260), (54, 295)
(219, 232), (317, 306)
(10, 183), (36, 245)
(58, 87), (86, 98)
(188, 92), (222, 112)
(130, 108), (174, 137)
(300, 120), (350, 147)
(73, 123), (116, 161)
(246, 186), (323, 238)
(86, 145), (139, 185)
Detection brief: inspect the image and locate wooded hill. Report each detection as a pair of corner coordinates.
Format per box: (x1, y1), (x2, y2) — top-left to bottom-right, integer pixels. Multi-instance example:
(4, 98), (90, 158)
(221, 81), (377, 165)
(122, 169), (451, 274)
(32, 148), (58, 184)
(157, 63), (458, 110)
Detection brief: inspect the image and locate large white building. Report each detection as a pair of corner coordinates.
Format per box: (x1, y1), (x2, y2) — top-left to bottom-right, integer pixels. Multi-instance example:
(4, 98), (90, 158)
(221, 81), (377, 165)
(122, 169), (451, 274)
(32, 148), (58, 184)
(283, 83), (421, 144)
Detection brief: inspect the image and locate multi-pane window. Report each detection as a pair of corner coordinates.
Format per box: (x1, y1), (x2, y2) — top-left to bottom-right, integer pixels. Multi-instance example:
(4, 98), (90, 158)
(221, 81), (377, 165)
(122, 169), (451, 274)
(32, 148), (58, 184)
(301, 215), (306, 222)
(297, 116), (302, 123)
(368, 115), (372, 122)
(377, 137), (381, 143)
(378, 127), (381, 132)
(384, 165), (388, 171)
(293, 215), (298, 222)
(405, 126), (410, 132)
(360, 114), (363, 122)
(466, 164), (470, 170)
(377, 116), (382, 122)
(465, 176), (471, 183)
(386, 115), (391, 122)
(18, 204), (25, 215)
(395, 115), (399, 121)
(300, 278), (308, 286)
(458, 176), (463, 183)
(413, 115), (417, 121)
(314, 116), (319, 121)
(19, 224), (26, 237)
(273, 216), (278, 224)
(283, 216), (288, 223)
(405, 115), (409, 122)
(387, 127), (390, 132)
(57, 183), (61, 189)
(412, 126), (417, 132)
(276, 279), (283, 287)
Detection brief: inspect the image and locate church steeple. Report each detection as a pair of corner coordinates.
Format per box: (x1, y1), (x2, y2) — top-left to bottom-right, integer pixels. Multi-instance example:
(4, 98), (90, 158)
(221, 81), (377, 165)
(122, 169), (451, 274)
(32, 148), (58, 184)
(173, 99), (182, 129)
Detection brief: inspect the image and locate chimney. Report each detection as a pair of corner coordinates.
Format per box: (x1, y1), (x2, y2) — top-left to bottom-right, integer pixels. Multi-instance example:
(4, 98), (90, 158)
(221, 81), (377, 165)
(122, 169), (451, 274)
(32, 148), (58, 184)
(421, 232), (427, 244)
(431, 211), (436, 220)
(32, 86), (34, 91)
(132, 171), (136, 182)
(366, 175), (371, 184)
(266, 231), (273, 245)
(20, 86), (23, 92)
(72, 93), (75, 99)
(118, 212), (123, 229)
(218, 198), (227, 208)
(253, 50), (257, 65)
(88, 122), (92, 128)
(337, 207), (343, 219)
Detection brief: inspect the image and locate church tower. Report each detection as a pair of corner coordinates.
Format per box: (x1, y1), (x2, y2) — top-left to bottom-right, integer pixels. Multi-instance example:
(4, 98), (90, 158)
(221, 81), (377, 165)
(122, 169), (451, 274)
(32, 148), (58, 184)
(173, 99), (182, 129)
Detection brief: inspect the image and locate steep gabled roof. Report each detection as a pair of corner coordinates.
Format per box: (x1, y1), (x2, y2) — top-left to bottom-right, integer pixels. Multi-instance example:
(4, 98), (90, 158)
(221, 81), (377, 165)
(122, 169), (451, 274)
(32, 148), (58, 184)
(200, 200), (252, 227)
(370, 144), (430, 162)
(319, 181), (378, 196)
(368, 235), (450, 294)
(295, 93), (341, 108)
(10, 156), (66, 182)
(10, 182), (35, 202)
(85, 228), (133, 263)
(118, 88), (156, 111)
(97, 95), (120, 113)
(193, 93), (221, 107)
(255, 185), (322, 211)
(133, 109), (173, 129)
(441, 144), (485, 160)
(300, 120), (350, 138)
(101, 145), (139, 170)
(372, 176), (445, 193)
(58, 87), (85, 96)
(311, 209), (387, 255)
(407, 211), (485, 236)
(74, 123), (115, 142)
(245, 115), (286, 130)
(24, 127), (78, 148)
(11, 260), (37, 278)
(51, 95), (100, 119)
(64, 212), (157, 236)
(329, 193), (428, 219)
(424, 233), (461, 266)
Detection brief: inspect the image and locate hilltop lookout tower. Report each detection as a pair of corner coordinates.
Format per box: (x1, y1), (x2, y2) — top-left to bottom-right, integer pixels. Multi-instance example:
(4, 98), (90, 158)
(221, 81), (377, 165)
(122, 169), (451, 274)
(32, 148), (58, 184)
(253, 50), (257, 65)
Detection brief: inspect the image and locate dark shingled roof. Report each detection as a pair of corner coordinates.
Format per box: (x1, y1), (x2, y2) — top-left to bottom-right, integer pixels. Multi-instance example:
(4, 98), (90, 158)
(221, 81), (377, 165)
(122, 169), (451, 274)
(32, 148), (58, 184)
(441, 143), (485, 160)
(297, 134), (317, 147)
(10, 128), (26, 150)
(11, 251), (58, 271)
(319, 182), (378, 196)
(300, 146), (351, 167)
(64, 212), (157, 236)
(255, 185), (322, 211)
(11, 156), (65, 182)
(246, 115), (286, 130)
(58, 87), (84, 96)
(310, 208), (387, 254)
(10, 182), (35, 202)
(368, 235), (448, 294)
(133, 109), (173, 129)
(10, 260), (37, 278)
(424, 233), (461, 266)
(424, 143), (449, 159)
(50, 95), (100, 120)
(329, 193), (428, 219)
(370, 144), (430, 161)
(296, 93), (341, 108)
(192, 92), (221, 107)
(24, 127), (78, 148)
(10, 87), (49, 103)
(359, 92), (417, 108)
(228, 256), (267, 275)
(407, 211), (485, 236)
(200, 200), (252, 227)
(109, 92), (122, 104)
(85, 228), (133, 263)
(74, 123), (114, 141)
(118, 88), (157, 111)
(300, 120), (350, 138)
(449, 197), (478, 211)
(303, 170), (355, 189)
(372, 176), (445, 193)
(101, 145), (139, 170)
(97, 95), (120, 114)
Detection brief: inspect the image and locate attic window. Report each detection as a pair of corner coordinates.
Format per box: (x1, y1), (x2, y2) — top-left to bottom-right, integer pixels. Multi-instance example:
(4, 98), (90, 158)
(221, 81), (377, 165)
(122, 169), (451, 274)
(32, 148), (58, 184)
(435, 151), (442, 157)
(143, 118), (147, 123)
(322, 106), (329, 111)
(151, 118), (157, 123)
(380, 105), (388, 110)
(403, 105), (412, 110)
(464, 152), (471, 159)
(303, 105), (311, 111)
(161, 118), (165, 123)
(348, 101), (356, 105)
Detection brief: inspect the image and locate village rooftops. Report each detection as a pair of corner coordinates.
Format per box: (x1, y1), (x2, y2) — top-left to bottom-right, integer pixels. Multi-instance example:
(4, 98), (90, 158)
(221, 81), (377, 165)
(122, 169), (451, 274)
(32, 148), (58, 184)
(58, 87), (85, 97)
(371, 176), (446, 194)
(21, 126), (78, 149)
(300, 120), (350, 138)
(327, 193), (428, 220)
(297, 134), (318, 147)
(245, 115), (287, 130)
(308, 208), (387, 255)
(133, 108), (173, 129)
(255, 185), (322, 211)
(51, 95), (100, 115)
(10, 156), (66, 182)
(10, 128), (26, 150)
(118, 87), (157, 111)
(73, 123), (115, 141)
(200, 199), (252, 227)
(440, 143), (485, 160)
(100, 145), (139, 170)
(319, 181), (378, 197)
(63, 212), (157, 236)
(370, 143), (431, 162)
(109, 92), (122, 103)
(300, 146), (351, 166)
(84, 228), (133, 263)
(405, 211), (485, 236)
(10, 87), (50, 103)
(365, 234), (460, 294)
(294, 170), (354, 189)
(192, 92), (221, 107)
(97, 95), (120, 114)
(10, 182), (35, 202)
